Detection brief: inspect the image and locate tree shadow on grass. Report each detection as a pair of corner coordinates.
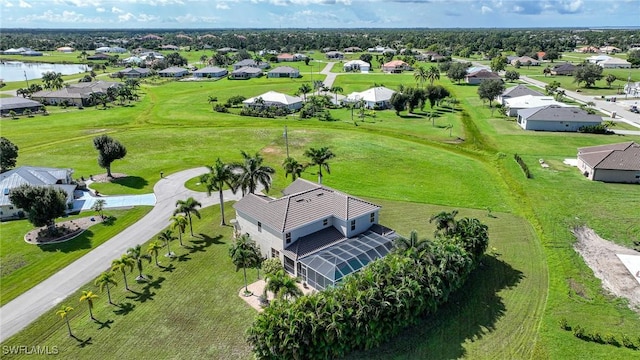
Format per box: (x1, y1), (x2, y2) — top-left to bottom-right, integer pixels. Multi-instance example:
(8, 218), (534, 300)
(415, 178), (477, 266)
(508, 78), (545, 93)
(127, 288), (155, 303)
(142, 276), (165, 291)
(113, 302), (135, 316)
(346, 256), (524, 360)
(160, 263), (176, 273)
(101, 216), (117, 226)
(111, 176), (148, 189)
(38, 230), (93, 253)
(96, 319), (114, 330)
(175, 253), (191, 262)
(186, 234), (223, 253)
(72, 335), (93, 348)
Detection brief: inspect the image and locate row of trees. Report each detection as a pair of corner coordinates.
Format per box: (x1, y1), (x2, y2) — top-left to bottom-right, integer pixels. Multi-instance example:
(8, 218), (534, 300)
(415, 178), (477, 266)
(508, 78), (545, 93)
(247, 211), (490, 359)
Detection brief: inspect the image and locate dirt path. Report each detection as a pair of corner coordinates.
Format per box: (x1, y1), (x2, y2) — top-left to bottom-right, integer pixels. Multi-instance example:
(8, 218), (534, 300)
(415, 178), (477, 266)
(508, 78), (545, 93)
(572, 226), (640, 311)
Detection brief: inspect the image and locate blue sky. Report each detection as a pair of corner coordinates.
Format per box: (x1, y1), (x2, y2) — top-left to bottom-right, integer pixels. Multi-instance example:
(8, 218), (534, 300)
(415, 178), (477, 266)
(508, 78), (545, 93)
(0, 0), (638, 29)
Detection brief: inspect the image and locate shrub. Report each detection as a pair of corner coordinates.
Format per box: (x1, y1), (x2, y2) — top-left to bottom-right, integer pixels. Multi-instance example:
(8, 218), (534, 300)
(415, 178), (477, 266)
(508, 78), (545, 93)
(261, 258), (283, 276)
(558, 317), (570, 331)
(514, 153), (532, 179)
(573, 325), (585, 339)
(214, 104), (228, 113)
(604, 333), (619, 346)
(621, 334), (637, 349)
(590, 332), (604, 344)
(578, 124), (613, 134)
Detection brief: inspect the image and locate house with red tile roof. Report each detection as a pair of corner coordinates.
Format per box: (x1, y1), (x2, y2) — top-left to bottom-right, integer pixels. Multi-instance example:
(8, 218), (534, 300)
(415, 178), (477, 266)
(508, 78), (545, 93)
(382, 60), (410, 73)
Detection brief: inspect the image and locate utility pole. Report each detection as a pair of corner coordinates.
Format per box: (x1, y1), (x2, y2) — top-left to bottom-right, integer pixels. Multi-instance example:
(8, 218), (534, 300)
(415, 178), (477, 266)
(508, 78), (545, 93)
(24, 70), (29, 88)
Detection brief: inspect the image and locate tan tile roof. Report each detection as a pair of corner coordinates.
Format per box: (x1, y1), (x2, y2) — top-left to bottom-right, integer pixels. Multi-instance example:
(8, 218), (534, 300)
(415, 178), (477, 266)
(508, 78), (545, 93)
(579, 141), (640, 170)
(234, 178), (380, 232)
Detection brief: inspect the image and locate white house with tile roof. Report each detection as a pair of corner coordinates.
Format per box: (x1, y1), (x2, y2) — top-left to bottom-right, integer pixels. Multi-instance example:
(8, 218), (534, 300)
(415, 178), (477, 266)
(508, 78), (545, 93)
(233, 178), (396, 289)
(0, 166), (75, 220)
(577, 142), (640, 183)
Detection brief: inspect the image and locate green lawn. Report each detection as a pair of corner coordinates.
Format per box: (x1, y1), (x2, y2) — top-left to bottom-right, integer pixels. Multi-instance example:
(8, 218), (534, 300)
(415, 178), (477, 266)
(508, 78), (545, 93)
(0, 207), (151, 306)
(1, 67), (639, 359)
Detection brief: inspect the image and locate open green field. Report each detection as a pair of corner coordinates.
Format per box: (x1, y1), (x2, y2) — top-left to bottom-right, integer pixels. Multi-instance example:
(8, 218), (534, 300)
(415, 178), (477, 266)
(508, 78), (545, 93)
(1, 66), (639, 359)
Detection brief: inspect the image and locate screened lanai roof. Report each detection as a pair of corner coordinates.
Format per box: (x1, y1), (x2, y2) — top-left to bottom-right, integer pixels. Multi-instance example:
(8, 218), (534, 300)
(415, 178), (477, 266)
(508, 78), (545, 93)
(299, 229), (397, 284)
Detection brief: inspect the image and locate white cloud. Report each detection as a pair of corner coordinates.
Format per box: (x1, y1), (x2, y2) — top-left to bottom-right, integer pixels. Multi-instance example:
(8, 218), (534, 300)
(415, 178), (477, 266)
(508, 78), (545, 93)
(112, 6), (124, 13)
(481, 5), (493, 14)
(17, 9), (103, 23)
(2, 0), (14, 7)
(174, 13), (218, 23)
(117, 12), (159, 22)
(216, 2), (229, 9)
(96, 7), (105, 12)
(18, 0), (31, 8)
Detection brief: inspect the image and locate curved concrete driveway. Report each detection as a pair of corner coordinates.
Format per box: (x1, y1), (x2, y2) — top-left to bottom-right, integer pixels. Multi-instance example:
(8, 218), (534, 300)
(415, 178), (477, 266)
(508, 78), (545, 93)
(0, 167), (242, 342)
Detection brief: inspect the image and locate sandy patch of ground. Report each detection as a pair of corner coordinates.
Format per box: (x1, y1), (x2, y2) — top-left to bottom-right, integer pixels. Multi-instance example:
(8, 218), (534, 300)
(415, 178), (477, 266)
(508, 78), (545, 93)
(239, 279), (316, 312)
(24, 216), (104, 244)
(572, 226), (640, 311)
(89, 173), (128, 183)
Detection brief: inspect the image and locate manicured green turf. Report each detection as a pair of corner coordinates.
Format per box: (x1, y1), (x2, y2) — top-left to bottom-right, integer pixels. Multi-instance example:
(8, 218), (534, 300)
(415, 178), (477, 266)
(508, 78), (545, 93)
(0, 207), (151, 306)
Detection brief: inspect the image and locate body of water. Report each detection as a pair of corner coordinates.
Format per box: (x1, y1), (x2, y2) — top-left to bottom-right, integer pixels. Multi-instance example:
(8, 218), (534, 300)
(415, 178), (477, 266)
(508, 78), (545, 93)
(0, 62), (90, 82)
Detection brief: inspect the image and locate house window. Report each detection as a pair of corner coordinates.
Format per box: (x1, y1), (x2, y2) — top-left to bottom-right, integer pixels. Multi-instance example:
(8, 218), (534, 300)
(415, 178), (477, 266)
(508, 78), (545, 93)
(370, 213), (375, 223)
(9, 206), (14, 210)
(286, 232), (292, 244)
(350, 220), (356, 231)
(257, 221), (262, 232)
(271, 248), (280, 259)
(323, 219), (328, 226)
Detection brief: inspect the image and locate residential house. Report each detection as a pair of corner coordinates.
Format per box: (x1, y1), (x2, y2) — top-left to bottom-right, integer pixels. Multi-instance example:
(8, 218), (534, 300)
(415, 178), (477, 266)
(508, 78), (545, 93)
(242, 91), (303, 111)
(0, 97), (44, 116)
(343, 86), (396, 109)
(158, 66), (189, 78)
(510, 56), (540, 66)
(293, 54), (308, 61)
(586, 55), (611, 64)
(598, 58), (632, 69)
(277, 53), (296, 62)
(498, 85), (545, 105)
(0, 166), (76, 220)
(577, 142), (640, 183)
(325, 51), (344, 60)
(57, 46), (74, 53)
(114, 67), (151, 78)
(232, 178), (397, 290)
(160, 45), (179, 51)
(465, 69), (501, 85)
(229, 66), (263, 80)
(504, 95), (568, 116)
(516, 105), (602, 132)
(466, 65), (490, 74)
(267, 66), (300, 78)
(551, 62), (576, 76)
(576, 46), (598, 53)
(599, 46), (621, 54)
(192, 66), (228, 78)
(343, 60), (370, 72)
(95, 46), (127, 53)
(22, 50), (43, 57)
(31, 81), (122, 107)
(232, 59), (270, 70)
(382, 60), (410, 73)
(87, 53), (111, 61)
(217, 47), (238, 54)
(343, 47), (362, 53)
(536, 51), (546, 60)
(3, 48), (32, 55)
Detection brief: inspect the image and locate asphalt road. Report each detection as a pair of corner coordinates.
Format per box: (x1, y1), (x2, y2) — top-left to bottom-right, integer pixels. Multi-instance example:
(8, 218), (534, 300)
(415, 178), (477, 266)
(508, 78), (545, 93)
(0, 167), (243, 342)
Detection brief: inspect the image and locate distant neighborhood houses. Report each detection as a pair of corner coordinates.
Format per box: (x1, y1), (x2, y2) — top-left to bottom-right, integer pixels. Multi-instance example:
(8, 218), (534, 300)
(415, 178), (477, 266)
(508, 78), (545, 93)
(267, 66), (300, 78)
(0, 97), (44, 116)
(577, 142), (640, 184)
(465, 69), (501, 85)
(2, 48), (42, 56)
(31, 81), (122, 107)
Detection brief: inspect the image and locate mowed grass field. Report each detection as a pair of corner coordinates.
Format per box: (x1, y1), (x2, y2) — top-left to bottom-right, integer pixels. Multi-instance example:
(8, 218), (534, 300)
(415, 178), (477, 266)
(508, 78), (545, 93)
(1, 66), (640, 359)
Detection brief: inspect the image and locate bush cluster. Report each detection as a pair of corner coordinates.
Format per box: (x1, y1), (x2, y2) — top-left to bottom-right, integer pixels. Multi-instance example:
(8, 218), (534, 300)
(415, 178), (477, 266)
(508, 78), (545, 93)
(240, 105), (290, 118)
(247, 216), (489, 359)
(561, 319), (639, 350)
(578, 124), (613, 134)
(514, 153), (532, 179)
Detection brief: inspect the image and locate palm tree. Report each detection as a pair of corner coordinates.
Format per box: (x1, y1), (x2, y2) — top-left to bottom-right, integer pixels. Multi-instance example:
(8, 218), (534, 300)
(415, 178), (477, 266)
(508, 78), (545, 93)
(199, 54), (208, 64)
(414, 66), (428, 88)
(303, 147), (335, 184)
(158, 229), (176, 258)
(207, 95), (218, 110)
(201, 158), (236, 226)
(429, 210), (459, 238)
(329, 86), (343, 104)
(147, 241), (164, 266)
(426, 66), (440, 86)
(229, 233), (261, 294)
(170, 214), (189, 246)
(297, 83), (312, 102)
(111, 254), (135, 291)
(94, 272), (117, 305)
(127, 244), (151, 281)
(230, 151), (275, 195)
(92, 199), (106, 219)
(79, 290), (99, 321)
(265, 270), (303, 300)
(282, 157), (306, 181)
(56, 306), (74, 337)
(174, 197), (202, 236)
(393, 230), (431, 258)
(312, 80), (324, 96)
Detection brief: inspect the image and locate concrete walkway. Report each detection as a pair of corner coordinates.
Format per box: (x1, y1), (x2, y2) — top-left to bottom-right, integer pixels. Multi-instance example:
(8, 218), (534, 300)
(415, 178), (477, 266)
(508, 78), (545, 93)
(320, 61), (337, 88)
(0, 167), (242, 342)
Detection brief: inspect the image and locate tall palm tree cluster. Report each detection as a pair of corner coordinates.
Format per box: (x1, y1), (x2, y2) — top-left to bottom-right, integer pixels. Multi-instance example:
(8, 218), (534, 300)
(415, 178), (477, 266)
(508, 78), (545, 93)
(247, 211), (489, 359)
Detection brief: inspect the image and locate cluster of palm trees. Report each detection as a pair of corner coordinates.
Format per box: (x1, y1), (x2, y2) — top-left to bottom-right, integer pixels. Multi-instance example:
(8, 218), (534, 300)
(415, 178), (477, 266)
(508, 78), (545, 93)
(247, 211), (490, 359)
(229, 233), (263, 295)
(89, 79), (140, 109)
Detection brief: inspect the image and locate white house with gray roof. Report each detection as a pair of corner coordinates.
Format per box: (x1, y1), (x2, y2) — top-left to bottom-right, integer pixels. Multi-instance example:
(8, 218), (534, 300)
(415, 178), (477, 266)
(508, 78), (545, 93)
(577, 142), (640, 183)
(498, 85), (545, 105)
(517, 105), (602, 132)
(242, 91), (303, 111)
(0, 166), (75, 220)
(505, 95), (568, 116)
(233, 178), (396, 289)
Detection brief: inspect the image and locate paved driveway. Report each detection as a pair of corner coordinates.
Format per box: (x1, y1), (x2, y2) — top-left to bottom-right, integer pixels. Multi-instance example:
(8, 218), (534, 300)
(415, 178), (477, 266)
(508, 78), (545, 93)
(0, 167), (242, 342)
